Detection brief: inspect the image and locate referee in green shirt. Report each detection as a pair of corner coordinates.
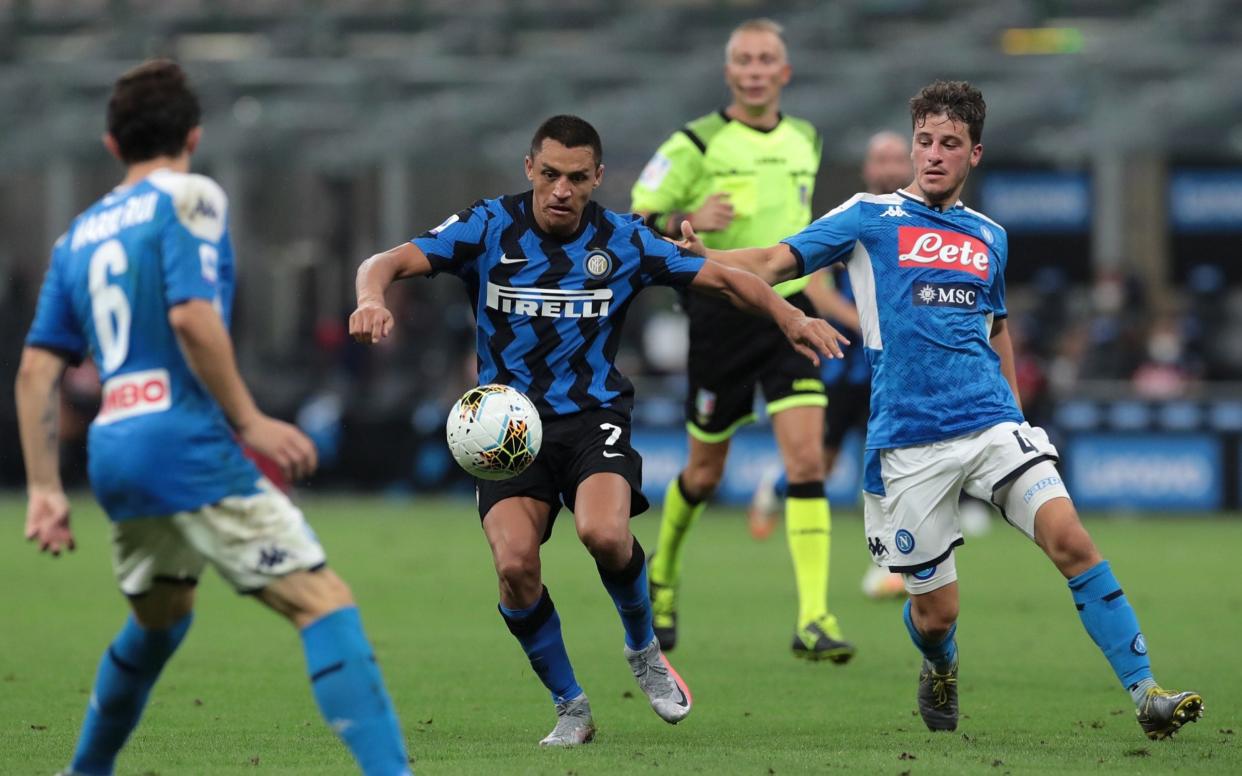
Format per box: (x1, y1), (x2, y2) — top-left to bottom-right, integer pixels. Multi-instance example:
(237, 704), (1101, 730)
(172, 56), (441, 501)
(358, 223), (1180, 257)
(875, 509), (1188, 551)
(631, 18), (853, 662)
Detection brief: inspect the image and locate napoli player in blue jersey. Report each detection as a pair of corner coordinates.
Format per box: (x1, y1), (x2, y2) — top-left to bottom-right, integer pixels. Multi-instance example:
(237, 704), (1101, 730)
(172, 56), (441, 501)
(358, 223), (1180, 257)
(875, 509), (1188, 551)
(349, 115), (847, 746)
(672, 81), (1203, 741)
(749, 131), (913, 601)
(16, 61), (410, 775)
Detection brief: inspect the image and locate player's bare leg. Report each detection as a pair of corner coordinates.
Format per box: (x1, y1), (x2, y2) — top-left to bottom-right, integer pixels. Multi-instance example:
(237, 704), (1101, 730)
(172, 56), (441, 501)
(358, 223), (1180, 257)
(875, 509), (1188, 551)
(1030, 496), (1204, 739)
(772, 405), (853, 662)
(576, 473), (691, 724)
(907, 581), (960, 731)
(649, 437), (729, 650)
(483, 498), (594, 745)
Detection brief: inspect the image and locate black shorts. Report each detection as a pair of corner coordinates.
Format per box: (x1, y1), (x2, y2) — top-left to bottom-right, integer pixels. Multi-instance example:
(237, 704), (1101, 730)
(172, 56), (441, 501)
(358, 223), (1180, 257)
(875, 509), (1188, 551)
(824, 382), (870, 450)
(476, 408), (649, 543)
(683, 291), (826, 442)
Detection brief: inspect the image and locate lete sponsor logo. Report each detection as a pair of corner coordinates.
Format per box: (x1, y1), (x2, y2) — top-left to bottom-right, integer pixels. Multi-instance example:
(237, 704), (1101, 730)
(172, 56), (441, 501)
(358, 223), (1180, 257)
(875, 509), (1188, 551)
(898, 226), (990, 279)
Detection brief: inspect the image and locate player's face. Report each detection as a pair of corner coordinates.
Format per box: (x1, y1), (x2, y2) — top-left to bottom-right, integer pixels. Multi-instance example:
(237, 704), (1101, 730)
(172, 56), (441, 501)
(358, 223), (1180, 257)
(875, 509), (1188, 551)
(724, 30), (791, 111)
(910, 114), (982, 205)
(525, 139), (603, 236)
(862, 136), (913, 195)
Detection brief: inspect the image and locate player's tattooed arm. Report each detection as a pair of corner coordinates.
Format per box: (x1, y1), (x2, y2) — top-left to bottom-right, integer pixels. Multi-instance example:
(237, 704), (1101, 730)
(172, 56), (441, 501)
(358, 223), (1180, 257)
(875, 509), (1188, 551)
(351, 243), (434, 344)
(689, 261), (848, 365)
(990, 317), (1023, 412)
(15, 346), (75, 555)
(668, 220), (799, 284)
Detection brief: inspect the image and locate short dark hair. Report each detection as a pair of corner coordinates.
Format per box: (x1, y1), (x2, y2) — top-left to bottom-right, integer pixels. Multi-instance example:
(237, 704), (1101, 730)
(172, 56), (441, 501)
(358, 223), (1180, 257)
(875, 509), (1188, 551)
(909, 80), (986, 145)
(107, 59), (202, 164)
(529, 115), (603, 165)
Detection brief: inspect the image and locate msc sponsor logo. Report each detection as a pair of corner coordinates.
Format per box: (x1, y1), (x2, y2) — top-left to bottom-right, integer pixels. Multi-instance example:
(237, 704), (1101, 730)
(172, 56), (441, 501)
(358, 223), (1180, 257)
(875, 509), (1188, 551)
(95, 369), (172, 426)
(912, 565), (937, 581)
(895, 529), (916, 554)
(898, 226), (991, 279)
(486, 283), (612, 318)
(867, 536), (888, 557)
(912, 282), (978, 309)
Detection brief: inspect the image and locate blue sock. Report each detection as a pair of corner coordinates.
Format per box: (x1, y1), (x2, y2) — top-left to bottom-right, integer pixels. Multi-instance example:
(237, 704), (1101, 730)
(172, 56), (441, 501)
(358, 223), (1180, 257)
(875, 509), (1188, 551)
(1068, 560), (1153, 692)
(499, 587), (584, 704)
(300, 606), (410, 776)
(597, 537), (656, 651)
(903, 599), (957, 672)
(774, 472), (789, 501)
(70, 613), (192, 776)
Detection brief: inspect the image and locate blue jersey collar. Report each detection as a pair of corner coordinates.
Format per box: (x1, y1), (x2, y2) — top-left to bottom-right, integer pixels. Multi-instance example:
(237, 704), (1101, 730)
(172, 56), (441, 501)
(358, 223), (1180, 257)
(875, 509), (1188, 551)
(896, 187), (965, 213)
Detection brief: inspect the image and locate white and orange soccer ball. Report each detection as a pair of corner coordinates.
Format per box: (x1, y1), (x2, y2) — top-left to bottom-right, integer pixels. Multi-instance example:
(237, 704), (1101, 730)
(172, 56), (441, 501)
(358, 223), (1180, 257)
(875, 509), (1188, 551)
(446, 384), (543, 481)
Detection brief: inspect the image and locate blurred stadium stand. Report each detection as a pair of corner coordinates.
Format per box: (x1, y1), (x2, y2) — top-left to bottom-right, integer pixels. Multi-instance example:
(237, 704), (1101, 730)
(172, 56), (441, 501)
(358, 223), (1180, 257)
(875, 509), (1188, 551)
(3, 0), (1242, 508)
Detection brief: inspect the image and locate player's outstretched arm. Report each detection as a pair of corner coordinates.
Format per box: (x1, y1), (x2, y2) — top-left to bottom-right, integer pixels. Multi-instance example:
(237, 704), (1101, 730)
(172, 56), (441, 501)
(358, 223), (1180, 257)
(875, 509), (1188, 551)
(169, 300), (317, 481)
(351, 243), (434, 344)
(15, 346), (74, 555)
(803, 269), (861, 334)
(670, 220), (799, 285)
(690, 261), (848, 365)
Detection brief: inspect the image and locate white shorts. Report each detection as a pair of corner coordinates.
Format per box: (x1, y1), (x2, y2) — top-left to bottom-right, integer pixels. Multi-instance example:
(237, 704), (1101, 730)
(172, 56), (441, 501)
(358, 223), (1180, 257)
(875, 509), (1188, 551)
(111, 479), (327, 596)
(863, 421), (1067, 582)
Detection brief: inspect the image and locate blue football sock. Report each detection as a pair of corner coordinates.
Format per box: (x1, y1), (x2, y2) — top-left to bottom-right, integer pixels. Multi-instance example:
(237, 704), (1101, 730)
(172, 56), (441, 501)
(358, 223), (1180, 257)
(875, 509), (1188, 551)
(1068, 560), (1154, 694)
(903, 599), (957, 672)
(774, 472), (789, 502)
(500, 587), (584, 704)
(597, 537), (656, 651)
(70, 613), (192, 776)
(301, 606), (410, 776)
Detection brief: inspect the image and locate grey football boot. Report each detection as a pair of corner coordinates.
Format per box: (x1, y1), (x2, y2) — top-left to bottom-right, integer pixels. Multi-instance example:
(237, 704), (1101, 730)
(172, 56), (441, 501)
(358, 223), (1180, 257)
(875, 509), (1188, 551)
(539, 694), (597, 747)
(1136, 686), (1204, 740)
(625, 637), (692, 724)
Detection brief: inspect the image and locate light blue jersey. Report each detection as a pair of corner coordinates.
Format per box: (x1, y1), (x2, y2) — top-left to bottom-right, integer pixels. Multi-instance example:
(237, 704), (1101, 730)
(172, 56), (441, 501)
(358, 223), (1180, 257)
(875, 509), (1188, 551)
(783, 188), (1023, 450)
(26, 169), (260, 520)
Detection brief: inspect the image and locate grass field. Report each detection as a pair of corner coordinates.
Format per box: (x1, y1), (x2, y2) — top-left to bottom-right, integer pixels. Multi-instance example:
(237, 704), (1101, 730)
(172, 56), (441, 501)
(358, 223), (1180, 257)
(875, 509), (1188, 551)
(2, 494), (1238, 775)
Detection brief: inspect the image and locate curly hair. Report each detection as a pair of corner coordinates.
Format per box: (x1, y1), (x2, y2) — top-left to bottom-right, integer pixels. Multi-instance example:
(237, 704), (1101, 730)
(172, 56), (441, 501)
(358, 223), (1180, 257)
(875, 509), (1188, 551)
(909, 80), (986, 145)
(107, 59), (201, 163)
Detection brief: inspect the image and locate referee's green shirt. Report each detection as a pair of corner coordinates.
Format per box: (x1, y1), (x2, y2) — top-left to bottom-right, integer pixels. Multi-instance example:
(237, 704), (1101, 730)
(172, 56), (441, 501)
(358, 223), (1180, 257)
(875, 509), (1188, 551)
(630, 109), (822, 297)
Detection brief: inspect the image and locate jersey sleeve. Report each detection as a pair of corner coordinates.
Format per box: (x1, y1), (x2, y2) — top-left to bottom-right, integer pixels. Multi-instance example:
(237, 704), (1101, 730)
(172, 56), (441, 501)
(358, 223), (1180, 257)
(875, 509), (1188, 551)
(411, 202), (489, 278)
(153, 173), (230, 307)
(635, 227), (706, 288)
(629, 132), (704, 223)
(780, 194), (865, 276)
(25, 238), (86, 363)
(988, 227), (1009, 319)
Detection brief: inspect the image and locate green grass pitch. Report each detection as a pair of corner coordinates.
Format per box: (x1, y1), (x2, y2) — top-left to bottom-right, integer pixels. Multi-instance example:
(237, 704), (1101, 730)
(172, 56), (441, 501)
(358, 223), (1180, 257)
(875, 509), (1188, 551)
(2, 495), (1238, 775)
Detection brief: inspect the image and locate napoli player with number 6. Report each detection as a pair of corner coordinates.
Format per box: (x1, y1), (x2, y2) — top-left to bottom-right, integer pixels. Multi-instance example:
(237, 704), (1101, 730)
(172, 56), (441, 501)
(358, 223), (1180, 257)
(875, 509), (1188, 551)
(16, 60), (410, 775)
(670, 80), (1203, 741)
(349, 114), (848, 746)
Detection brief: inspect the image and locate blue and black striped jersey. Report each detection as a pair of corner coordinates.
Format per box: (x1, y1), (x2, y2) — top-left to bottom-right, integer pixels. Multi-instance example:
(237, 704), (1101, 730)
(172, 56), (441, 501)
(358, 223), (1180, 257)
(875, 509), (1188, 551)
(414, 191), (705, 419)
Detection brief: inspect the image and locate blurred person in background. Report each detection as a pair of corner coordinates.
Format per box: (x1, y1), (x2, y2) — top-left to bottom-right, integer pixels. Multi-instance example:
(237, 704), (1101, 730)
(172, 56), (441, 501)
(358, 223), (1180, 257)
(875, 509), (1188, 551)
(350, 114), (845, 746)
(631, 18), (854, 663)
(749, 129), (913, 602)
(17, 60), (410, 776)
(671, 79), (1204, 742)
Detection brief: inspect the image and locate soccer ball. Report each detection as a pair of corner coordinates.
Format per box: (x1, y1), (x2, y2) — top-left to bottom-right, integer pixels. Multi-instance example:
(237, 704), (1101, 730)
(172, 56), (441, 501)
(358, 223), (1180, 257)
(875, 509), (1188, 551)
(446, 384), (542, 481)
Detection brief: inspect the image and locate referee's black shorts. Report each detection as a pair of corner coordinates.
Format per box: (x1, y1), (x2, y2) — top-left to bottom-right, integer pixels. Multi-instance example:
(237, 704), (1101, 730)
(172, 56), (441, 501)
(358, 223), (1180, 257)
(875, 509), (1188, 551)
(683, 291), (826, 443)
